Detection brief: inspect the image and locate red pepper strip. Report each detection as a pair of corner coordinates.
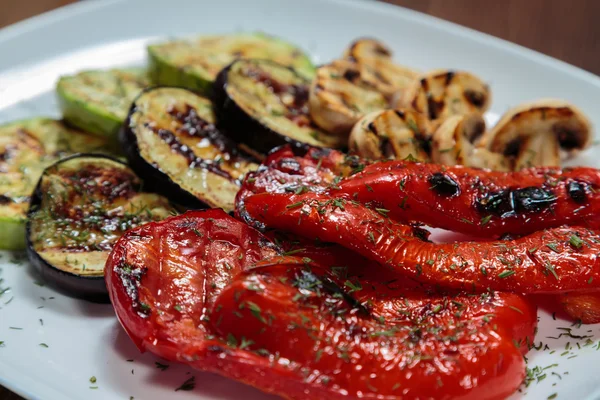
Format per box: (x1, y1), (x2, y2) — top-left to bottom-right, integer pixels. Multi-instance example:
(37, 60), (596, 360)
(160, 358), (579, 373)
(558, 292), (600, 324)
(106, 210), (536, 400)
(242, 191), (600, 294)
(264, 231), (536, 350)
(236, 146), (342, 226)
(211, 259), (535, 400)
(333, 161), (600, 237)
(105, 209), (280, 353)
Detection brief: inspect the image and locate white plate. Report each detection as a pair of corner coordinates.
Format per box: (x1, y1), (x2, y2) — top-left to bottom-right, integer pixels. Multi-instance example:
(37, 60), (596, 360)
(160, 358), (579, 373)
(1, 0), (600, 399)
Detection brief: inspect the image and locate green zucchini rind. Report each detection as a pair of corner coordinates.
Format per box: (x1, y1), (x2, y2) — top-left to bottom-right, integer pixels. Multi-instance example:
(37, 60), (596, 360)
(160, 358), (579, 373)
(213, 59), (347, 154)
(26, 154), (174, 301)
(0, 118), (112, 250)
(148, 32), (315, 94)
(56, 68), (149, 138)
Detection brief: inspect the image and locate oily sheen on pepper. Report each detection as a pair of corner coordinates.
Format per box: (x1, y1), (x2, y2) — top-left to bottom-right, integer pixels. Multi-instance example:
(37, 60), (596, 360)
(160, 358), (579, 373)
(105, 210), (536, 400)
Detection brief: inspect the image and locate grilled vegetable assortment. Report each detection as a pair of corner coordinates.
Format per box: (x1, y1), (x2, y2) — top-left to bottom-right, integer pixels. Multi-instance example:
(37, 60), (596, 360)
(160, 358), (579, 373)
(57, 68), (149, 138)
(0, 118), (111, 250)
(27, 154), (173, 300)
(2, 31), (598, 400)
(148, 32), (315, 94)
(122, 87), (257, 210)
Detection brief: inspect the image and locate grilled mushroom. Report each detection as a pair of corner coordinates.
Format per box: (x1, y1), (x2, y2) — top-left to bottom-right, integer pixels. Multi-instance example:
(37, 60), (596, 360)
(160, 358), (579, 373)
(431, 114), (509, 170)
(479, 99), (592, 170)
(397, 69), (491, 122)
(343, 38), (419, 100)
(349, 109), (432, 161)
(309, 59), (388, 135)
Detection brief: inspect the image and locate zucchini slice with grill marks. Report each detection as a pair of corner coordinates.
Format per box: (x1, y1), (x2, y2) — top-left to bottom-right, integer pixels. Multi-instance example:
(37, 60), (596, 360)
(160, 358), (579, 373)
(26, 154), (174, 301)
(213, 59), (346, 154)
(57, 68), (149, 138)
(122, 87), (257, 211)
(148, 32), (315, 94)
(0, 118), (111, 250)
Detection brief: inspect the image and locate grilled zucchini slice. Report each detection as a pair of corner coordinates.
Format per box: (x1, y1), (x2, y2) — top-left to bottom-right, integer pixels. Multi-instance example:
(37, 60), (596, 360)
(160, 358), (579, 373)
(213, 59), (346, 154)
(0, 118), (111, 250)
(122, 87), (257, 211)
(148, 32), (315, 94)
(57, 68), (149, 138)
(26, 154), (173, 301)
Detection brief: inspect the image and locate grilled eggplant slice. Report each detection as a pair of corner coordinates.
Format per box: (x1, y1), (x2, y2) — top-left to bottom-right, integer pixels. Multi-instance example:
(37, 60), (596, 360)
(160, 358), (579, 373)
(213, 59), (346, 154)
(57, 68), (149, 138)
(148, 32), (315, 94)
(26, 154), (173, 301)
(123, 87), (257, 210)
(0, 118), (111, 250)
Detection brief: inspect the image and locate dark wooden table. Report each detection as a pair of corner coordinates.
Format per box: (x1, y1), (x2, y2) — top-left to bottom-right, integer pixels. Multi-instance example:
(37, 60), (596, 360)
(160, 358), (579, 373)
(0, 1), (598, 399)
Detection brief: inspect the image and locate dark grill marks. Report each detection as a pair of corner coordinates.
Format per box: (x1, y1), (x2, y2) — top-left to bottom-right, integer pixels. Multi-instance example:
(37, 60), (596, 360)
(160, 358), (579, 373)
(554, 124), (584, 150)
(154, 127), (235, 181)
(429, 173), (460, 197)
(0, 195), (14, 204)
(464, 90), (486, 107)
(168, 104), (238, 155)
(61, 165), (140, 201)
(242, 65), (310, 120)
(567, 181), (587, 203)
(444, 71), (455, 85)
(343, 69), (361, 83)
(427, 95), (444, 120)
(116, 261), (148, 317)
(476, 187), (557, 218)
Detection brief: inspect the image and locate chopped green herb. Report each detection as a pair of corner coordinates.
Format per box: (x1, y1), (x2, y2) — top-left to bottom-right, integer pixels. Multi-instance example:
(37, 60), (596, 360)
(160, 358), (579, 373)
(375, 208), (390, 217)
(546, 242), (560, 253)
(286, 201), (304, 209)
(498, 270), (515, 279)
(39, 343), (48, 348)
(569, 234), (584, 249)
(175, 376), (196, 391)
(155, 361), (169, 371)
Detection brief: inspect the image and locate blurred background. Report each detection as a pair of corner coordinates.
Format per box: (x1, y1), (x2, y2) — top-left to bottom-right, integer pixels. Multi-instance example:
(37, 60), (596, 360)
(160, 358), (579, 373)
(1, 0), (599, 75)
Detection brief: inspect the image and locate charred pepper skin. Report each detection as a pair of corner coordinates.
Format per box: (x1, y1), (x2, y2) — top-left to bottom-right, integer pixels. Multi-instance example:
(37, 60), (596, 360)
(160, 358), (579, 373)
(105, 210), (536, 400)
(334, 161), (600, 237)
(242, 191), (600, 294)
(241, 146), (600, 237)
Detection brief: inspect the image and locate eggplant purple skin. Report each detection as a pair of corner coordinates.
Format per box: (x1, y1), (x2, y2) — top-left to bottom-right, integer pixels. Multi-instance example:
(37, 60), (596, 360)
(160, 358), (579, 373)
(212, 60), (316, 155)
(25, 153), (125, 303)
(119, 86), (210, 210)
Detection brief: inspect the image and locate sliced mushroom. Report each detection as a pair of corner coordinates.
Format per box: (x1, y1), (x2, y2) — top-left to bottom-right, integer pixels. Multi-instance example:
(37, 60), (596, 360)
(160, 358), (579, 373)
(396, 69), (491, 122)
(343, 38), (419, 100)
(479, 99), (592, 170)
(349, 109), (432, 161)
(309, 59), (388, 135)
(431, 114), (509, 171)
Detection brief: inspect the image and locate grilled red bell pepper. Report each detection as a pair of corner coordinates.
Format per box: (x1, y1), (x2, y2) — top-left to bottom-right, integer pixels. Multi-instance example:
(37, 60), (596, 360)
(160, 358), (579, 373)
(333, 160), (600, 237)
(106, 210), (536, 400)
(242, 146), (600, 237)
(241, 191), (600, 294)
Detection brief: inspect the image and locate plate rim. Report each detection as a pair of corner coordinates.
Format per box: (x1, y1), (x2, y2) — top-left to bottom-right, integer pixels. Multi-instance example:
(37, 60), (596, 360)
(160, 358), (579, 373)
(0, 0), (599, 86)
(1, 1), (600, 400)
